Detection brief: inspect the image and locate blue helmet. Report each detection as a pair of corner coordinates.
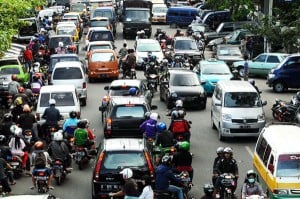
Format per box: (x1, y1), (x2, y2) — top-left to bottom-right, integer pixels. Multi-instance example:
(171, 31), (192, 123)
(156, 122), (167, 132)
(129, 87), (137, 95)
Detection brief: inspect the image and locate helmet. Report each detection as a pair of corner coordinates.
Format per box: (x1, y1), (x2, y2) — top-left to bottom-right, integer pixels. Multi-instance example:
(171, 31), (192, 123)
(140, 30), (145, 34)
(49, 99), (56, 105)
(34, 141), (44, 150)
(223, 147), (233, 154)
(14, 97), (23, 106)
(53, 130), (63, 141)
(216, 147), (224, 154)
(179, 141), (190, 151)
(23, 104), (31, 112)
(69, 111), (77, 119)
(156, 122), (167, 132)
(81, 119), (89, 127)
(249, 79), (255, 86)
(175, 99), (183, 107)
(161, 155), (172, 164)
(10, 125), (18, 134)
(14, 127), (23, 137)
(129, 87), (137, 95)
(246, 170), (257, 179)
(77, 120), (87, 128)
(58, 42), (64, 47)
(0, 135), (6, 144)
(11, 74), (18, 81)
(150, 112), (159, 121)
(120, 168), (133, 179)
(137, 31), (141, 35)
(18, 87), (25, 93)
(3, 113), (12, 121)
(203, 184), (214, 195)
(176, 29), (180, 33)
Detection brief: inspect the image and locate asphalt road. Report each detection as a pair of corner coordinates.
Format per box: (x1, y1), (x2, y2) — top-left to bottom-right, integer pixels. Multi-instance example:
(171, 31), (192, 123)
(12, 23), (297, 198)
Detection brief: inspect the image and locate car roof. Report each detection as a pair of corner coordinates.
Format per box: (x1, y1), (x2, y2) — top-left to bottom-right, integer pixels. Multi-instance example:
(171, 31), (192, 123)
(88, 27), (110, 31)
(137, 39), (158, 44)
(54, 61), (82, 68)
(40, 85), (76, 92)
(168, 69), (196, 75)
(103, 138), (145, 151)
(110, 96), (147, 105)
(110, 79), (142, 87)
(50, 54), (79, 58)
(217, 80), (257, 92)
(261, 123), (300, 154)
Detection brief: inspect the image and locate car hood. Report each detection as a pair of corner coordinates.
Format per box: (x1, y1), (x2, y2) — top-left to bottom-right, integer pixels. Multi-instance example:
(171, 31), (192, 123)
(222, 107), (264, 117)
(217, 56), (243, 61)
(137, 51), (164, 61)
(174, 49), (200, 55)
(201, 74), (233, 81)
(170, 85), (204, 94)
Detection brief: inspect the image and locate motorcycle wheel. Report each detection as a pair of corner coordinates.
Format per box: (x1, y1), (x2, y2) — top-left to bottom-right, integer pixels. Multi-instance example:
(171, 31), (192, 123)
(272, 111), (279, 120)
(55, 176), (61, 185)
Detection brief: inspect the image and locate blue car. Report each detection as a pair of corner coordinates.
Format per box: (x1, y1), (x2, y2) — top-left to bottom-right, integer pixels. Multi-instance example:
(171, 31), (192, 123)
(195, 59), (233, 94)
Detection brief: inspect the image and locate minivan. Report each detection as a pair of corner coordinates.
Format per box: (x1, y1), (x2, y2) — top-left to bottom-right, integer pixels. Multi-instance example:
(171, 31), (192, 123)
(253, 123), (300, 199)
(267, 54), (300, 93)
(211, 80), (267, 140)
(166, 7), (199, 28)
(51, 61), (87, 106)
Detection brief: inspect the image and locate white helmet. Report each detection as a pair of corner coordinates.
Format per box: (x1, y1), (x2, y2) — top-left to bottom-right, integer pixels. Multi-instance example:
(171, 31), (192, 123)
(53, 130), (63, 141)
(175, 99), (183, 107)
(49, 99), (56, 105)
(10, 125), (18, 134)
(140, 30), (145, 34)
(150, 112), (158, 121)
(120, 168), (133, 179)
(14, 127), (23, 137)
(58, 42), (64, 47)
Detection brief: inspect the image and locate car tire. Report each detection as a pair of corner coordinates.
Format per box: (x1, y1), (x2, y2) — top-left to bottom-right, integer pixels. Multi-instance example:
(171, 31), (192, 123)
(218, 124), (225, 141)
(211, 112), (216, 130)
(273, 81), (286, 93)
(238, 66), (244, 77)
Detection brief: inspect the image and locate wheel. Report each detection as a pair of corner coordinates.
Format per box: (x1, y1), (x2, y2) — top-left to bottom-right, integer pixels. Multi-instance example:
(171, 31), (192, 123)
(81, 98), (87, 106)
(238, 66), (244, 77)
(273, 81), (286, 93)
(218, 124), (225, 141)
(55, 177), (61, 185)
(211, 112), (216, 129)
(170, 22), (177, 28)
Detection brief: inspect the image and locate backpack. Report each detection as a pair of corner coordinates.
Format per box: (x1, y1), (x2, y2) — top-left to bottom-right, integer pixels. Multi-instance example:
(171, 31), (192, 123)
(169, 120), (190, 133)
(34, 151), (46, 168)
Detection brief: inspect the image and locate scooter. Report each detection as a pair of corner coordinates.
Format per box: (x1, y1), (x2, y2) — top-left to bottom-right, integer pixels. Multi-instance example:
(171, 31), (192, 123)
(52, 158), (70, 185)
(33, 168), (49, 193)
(8, 155), (23, 179)
(74, 146), (90, 170)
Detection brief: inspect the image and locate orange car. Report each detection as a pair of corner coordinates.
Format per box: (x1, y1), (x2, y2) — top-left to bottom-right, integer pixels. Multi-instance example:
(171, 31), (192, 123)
(87, 49), (119, 82)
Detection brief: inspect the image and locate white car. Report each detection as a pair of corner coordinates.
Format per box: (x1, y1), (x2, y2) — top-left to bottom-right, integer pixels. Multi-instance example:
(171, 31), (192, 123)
(135, 39), (164, 68)
(152, 4), (168, 23)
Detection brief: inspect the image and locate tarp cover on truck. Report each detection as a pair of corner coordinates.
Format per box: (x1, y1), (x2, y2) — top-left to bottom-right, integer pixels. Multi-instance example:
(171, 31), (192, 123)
(123, 0), (152, 9)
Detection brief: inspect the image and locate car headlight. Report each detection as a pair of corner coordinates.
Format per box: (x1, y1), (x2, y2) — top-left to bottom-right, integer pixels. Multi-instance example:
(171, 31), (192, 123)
(222, 114), (232, 122)
(257, 113), (265, 121)
(274, 189), (289, 195)
(170, 92), (177, 98)
(268, 73), (275, 79)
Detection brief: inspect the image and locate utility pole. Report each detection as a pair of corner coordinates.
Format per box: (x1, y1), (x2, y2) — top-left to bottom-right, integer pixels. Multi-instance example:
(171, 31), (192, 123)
(263, 0), (273, 52)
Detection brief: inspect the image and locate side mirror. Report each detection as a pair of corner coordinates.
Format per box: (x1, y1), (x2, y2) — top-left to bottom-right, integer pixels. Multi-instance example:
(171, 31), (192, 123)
(262, 100), (267, 106)
(151, 105), (158, 110)
(104, 86), (109, 90)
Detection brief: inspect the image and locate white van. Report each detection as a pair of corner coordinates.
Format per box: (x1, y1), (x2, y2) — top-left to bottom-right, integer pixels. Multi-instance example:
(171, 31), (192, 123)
(36, 85), (81, 125)
(51, 61), (87, 106)
(211, 80), (267, 140)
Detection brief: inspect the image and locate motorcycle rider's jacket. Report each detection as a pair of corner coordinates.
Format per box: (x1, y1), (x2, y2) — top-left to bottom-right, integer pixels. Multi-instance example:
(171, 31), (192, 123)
(139, 119), (157, 138)
(241, 182), (264, 199)
(63, 118), (79, 132)
(0, 145), (13, 161)
(155, 164), (182, 190)
(74, 128), (88, 146)
(18, 112), (36, 130)
(169, 119), (190, 134)
(215, 158), (238, 176)
(146, 67), (158, 76)
(48, 140), (70, 161)
(42, 105), (60, 126)
(156, 130), (175, 148)
(172, 150), (192, 171)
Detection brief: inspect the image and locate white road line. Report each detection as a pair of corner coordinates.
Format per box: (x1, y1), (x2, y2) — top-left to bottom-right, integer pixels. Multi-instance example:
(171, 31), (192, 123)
(245, 146), (254, 158)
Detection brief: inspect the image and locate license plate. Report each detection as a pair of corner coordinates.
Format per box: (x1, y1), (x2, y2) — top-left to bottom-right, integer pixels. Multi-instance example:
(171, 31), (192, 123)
(100, 74), (108, 78)
(149, 79), (156, 83)
(240, 125), (250, 129)
(77, 151), (85, 156)
(11, 162), (19, 166)
(36, 176), (47, 180)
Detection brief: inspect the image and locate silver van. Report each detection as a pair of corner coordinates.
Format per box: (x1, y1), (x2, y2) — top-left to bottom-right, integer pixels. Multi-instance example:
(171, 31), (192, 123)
(211, 80), (267, 140)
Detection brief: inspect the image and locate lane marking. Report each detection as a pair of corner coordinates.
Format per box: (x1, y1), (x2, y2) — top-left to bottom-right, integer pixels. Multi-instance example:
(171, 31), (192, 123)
(245, 146), (254, 158)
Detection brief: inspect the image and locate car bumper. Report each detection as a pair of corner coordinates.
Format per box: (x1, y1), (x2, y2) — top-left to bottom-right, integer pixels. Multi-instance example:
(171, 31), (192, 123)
(92, 181), (121, 199)
(220, 121), (265, 137)
(152, 17), (166, 23)
(88, 70), (119, 79)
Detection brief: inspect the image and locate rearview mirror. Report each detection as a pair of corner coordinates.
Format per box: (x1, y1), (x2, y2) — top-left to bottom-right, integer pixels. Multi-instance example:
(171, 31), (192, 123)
(151, 105), (158, 110)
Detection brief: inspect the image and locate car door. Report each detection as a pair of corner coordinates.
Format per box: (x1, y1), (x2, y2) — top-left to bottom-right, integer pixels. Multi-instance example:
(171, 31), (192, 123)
(250, 54), (266, 75)
(280, 57), (300, 88)
(211, 86), (222, 127)
(262, 55), (280, 75)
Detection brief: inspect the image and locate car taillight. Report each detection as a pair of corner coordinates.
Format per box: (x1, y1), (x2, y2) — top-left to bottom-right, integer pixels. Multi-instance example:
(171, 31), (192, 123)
(94, 152), (104, 181)
(38, 172), (45, 176)
(77, 112), (81, 119)
(12, 157), (17, 161)
(144, 151), (154, 177)
(83, 82), (86, 89)
(106, 118), (112, 130)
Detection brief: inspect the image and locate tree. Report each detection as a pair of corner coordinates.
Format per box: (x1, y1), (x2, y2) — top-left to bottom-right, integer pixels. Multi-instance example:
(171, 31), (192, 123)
(0, 0), (46, 57)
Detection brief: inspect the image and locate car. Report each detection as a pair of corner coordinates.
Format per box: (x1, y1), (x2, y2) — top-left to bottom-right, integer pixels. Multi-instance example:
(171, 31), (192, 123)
(233, 53), (289, 77)
(87, 49), (119, 82)
(172, 36), (202, 65)
(159, 69), (207, 109)
(91, 138), (154, 199)
(85, 41), (114, 58)
(91, 7), (117, 36)
(0, 65), (30, 83)
(48, 34), (78, 55)
(152, 4), (168, 24)
(194, 59), (233, 94)
(85, 27), (114, 48)
(135, 39), (164, 69)
(103, 79), (152, 105)
(215, 44), (243, 68)
(88, 17), (112, 32)
(14, 17), (38, 42)
(0, 55), (22, 67)
(37, 8), (59, 23)
(2, 194), (58, 199)
(48, 54), (81, 77)
(56, 22), (80, 42)
(186, 23), (213, 36)
(99, 96), (157, 138)
(61, 15), (83, 38)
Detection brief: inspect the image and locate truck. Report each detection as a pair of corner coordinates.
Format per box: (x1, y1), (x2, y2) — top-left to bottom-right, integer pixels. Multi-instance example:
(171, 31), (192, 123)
(122, 0), (152, 38)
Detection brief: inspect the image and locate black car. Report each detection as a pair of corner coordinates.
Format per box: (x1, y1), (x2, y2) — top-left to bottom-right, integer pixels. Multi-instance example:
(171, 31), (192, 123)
(91, 138), (154, 199)
(99, 96), (157, 138)
(160, 69), (207, 109)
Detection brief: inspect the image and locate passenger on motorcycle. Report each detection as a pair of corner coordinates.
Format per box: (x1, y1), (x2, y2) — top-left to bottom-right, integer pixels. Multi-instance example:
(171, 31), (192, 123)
(139, 30), (146, 39)
(214, 147), (239, 194)
(168, 99), (186, 119)
(174, 29), (183, 37)
(145, 61), (159, 78)
(139, 174), (154, 199)
(63, 111), (79, 137)
(8, 126), (30, 176)
(200, 184), (215, 199)
(212, 147), (224, 186)
(241, 170), (264, 199)
(48, 131), (72, 170)
(172, 141), (193, 181)
(8, 75), (20, 98)
(171, 56), (183, 68)
(0, 135), (16, 186)
(12, 87), (30, 106)
(11, 97), (23, 123)
(122, 49), (136, 78)
(139, 112), (159, 139)
(74, 120), (95, 150)
(41, 99), (61, 136)
(109, 168), (139, 198)
(17, 104), (37, 142)
(168, 110), (191, 141)
(118, 42), (128, 69)
(0, 113), (15, 139)
(55, 42), (66, 54)
(155, 122), (175, 148)
(31, 74), (44, 94)
(81, 119), (96, 149)
(155, 155), (184, 199)
(31, 141), (54, 190)
(154, 28), (163, 39)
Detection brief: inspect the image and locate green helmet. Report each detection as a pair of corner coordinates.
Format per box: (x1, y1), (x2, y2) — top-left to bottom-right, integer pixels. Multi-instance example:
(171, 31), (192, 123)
(179, 141), (190, 151)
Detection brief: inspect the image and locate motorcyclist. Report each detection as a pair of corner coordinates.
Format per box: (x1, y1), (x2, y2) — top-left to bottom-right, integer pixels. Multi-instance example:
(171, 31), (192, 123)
(74, 120), (95, 150)
(118, 42), (128, 69)
(12, 87), (30, 106)
(241, 170), (264, 199)
(249, 79), (260, 93)
(155, 155), (184, 199)
(62, 111), (79, 138)
(212, 147), (224, 186)
(11, 97), (24, 123)
(168, 99), (186, 119)
(168, 110), (191, 141)
(171, 56), (183, 68)
(81, 119), (96, 149)
(139, 30), (146, 39)
(174, 29), (183, 37)
(41, 99), (61, 137)
(123, 49), (136, 78)
(155, 122), (175, 148)
(0, 113), (15, 139)
(31, 73), (44, 94)
(31, 141), (54, 190)
(172, 141), (193, 181)
(139, 112), (159, 140)
(200, 184), (215, 199)
(0, 135), (16, 186)
(48, 130), (72, 170)
(55, 42), (66, 54)
(17, 104), (38, 142)
(154, 28), (163, 39)
(214, 147), (239, 195)
(230, 70), (241, 80)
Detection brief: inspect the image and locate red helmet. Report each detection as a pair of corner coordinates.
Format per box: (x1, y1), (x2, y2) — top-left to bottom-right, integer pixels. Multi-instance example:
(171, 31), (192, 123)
(18, 87), (25, 93)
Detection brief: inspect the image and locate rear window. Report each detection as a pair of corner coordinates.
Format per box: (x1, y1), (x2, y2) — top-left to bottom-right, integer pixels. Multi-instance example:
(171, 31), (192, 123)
(53, 67), (82, 79)
(89, 44), (111, 51)
(90, 20), (109, 27)
(114, 105), (145, 118)
(277, 154), (300, 177)
(103, 151), (146, 170)
(39, 92), (75, 107)
(174, 40), (197, 50)
(90, 31), (113, 42)
(0, 59), (20, 67)
(93, 10), (113, 19)
(49, 37), (72, 49)
(91, 52), (115, 62)
(109, 86), (139, 96)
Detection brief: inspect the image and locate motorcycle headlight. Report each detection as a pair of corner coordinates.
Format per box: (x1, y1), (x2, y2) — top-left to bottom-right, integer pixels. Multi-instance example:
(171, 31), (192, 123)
(222, 114), (232, 122)
(171, 92), (177, 98)
(257, 113), (265, 121)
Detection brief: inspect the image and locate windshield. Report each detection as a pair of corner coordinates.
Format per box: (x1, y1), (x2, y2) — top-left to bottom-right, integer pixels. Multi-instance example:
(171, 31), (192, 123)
(90, 20), (108, 27)
(125, 10), (150, 22)
(224, 92), (261, 108)
(277, 154), (300, 177)
(109, 86), (139, 96)
(57, 27), (76, 35)
(218, 47), (242, 56)
(93, 10), (113, 19)
(202, 64), (231, 75)
(103, 151), (146, 170)
(171, 73), (200, 86)
(90, 31), (113, 42)
(70, 4), (85, 12)
(50, 56), (79, 70)
(175, 40), (198, 50)
(49, 37), (72, 48)
(39, 92), (75, 107)
(90, 45), (111, 50)
(0, 67), (20, 75)
(191, 25), (205, 33)
(114, 105), (146, 118)
(39, 9), (55, 18)
(91, 52), (115, 62)
(53, 67), (82, 79)
(153, 6), (167, 13)
(19, 19), (37, 36)
(137, 42), (161, 52)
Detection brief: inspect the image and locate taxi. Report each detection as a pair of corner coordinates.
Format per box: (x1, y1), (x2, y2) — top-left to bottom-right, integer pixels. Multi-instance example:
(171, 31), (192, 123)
(56, 22), (79, 42)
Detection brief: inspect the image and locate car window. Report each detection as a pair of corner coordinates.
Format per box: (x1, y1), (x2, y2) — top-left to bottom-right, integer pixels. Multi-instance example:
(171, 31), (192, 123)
(90, 31), (113, 41)
(137, 42), (161, 52)
(202, 64), (230, 74)
(0, 67), (20, 75)
(90, 20), (109, 27)
(93, 10), (113, 19)
(277, 154), (300, 177)
(170, 73), (200, 86)
(91, 52), (115, 62)
(57, 27), (76, 35)
(114, 105), (145, 118)
(50, 57), (79, 69)
(49, 37), (72, 48)
(109, 86), (139, 96)
(53, 67), (83, 79)
(0, 59), (20, 66)
(255, 54), (267, 62)
(103, 151), (146, 170)
(174, 40), (197, 50)
(224, 92), (261, 108)
(89, 45), (111, 51)
(19, 19), (37, 37)
(70, 4), (85, 12)
(218, 47), (241, 56)
(40, 92), (75, 107)
(266, 55), (279, 63)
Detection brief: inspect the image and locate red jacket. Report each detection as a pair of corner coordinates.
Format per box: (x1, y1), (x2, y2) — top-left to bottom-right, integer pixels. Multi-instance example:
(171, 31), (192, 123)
(23, 49), (33, 61)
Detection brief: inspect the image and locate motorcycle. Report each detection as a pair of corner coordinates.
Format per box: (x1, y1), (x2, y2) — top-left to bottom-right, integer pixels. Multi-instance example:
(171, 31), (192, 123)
(169, 120), (192, 142)
(152, 145), (176, 166)
(271, 98), (300, 122)
(45, 125), (58, 144)
(9, 155), (23, 179)
(74, 146), (90, 170)
(33, 168), (49, 193)
(52, 158), (70, 185)
(216, 173), (236, 199)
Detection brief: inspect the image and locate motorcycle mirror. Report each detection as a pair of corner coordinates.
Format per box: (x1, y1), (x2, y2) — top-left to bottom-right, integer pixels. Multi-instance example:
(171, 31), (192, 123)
(262, 100), (267, 106)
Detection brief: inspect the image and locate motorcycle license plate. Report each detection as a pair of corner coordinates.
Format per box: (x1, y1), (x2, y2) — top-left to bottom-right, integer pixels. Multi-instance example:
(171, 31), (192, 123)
(36, 176), (47, 180)
(11, 162), (19, 166)
(149, 79), (156, 83)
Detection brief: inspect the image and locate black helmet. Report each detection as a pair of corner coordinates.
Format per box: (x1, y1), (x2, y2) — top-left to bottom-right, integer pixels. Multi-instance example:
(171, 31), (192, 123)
(3, 113), (13, 122)
(69, 111), (77, 119)
(77, 120), (87, 128)
(0, 135), (6, 144)
(203, 184), (214, 195)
